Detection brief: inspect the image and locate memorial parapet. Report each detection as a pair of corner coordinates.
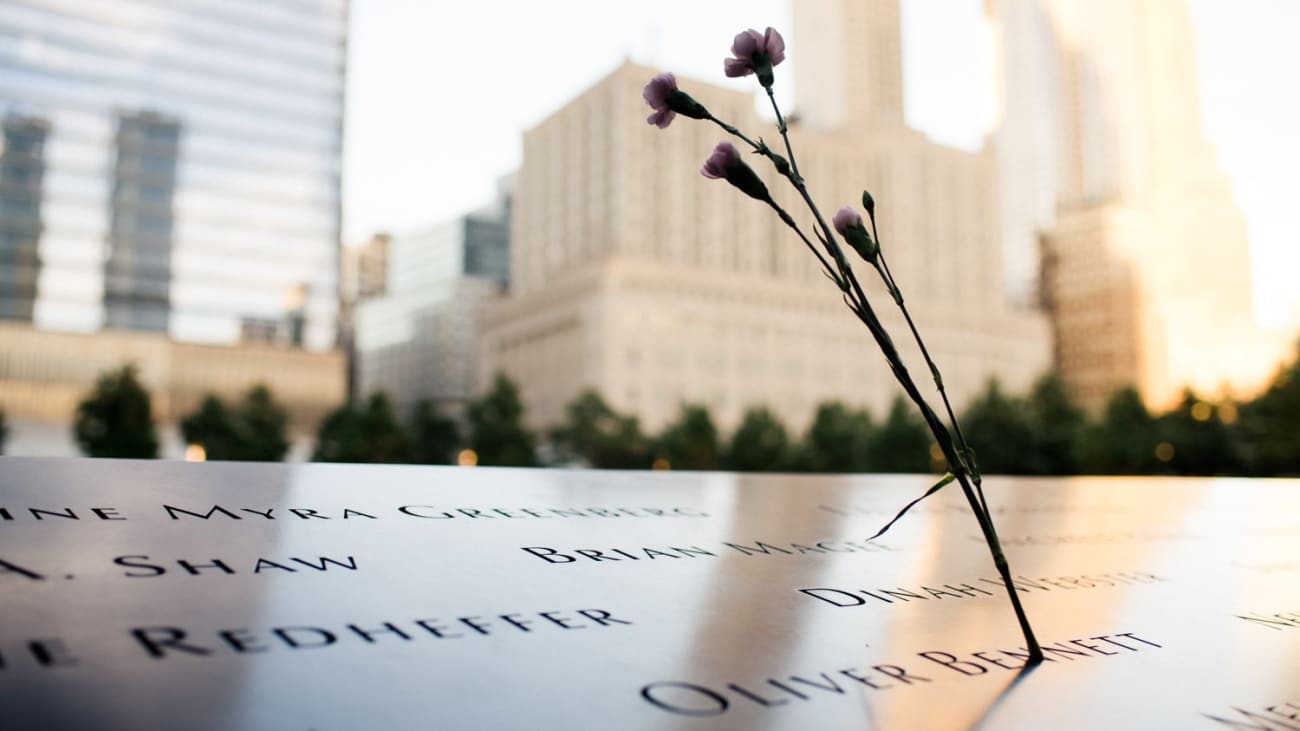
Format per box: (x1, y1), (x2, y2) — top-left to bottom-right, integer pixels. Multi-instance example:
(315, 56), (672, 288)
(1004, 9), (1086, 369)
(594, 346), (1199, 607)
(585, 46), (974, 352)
(1, 458), (1297, 729)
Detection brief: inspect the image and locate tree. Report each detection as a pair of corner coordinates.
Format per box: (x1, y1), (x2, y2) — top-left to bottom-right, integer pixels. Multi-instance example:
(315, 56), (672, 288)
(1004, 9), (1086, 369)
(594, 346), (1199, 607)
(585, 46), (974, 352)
(961, 379), (1036, 475)
(550, 390), (649, 469)
(1154, 390), (1245, 476)
(180, 385), (290, 462)
(602, 415), (653, 469)
(467, 374), (537, 467)
(312, 393), (410, 463)
(865, 396), (931, 473)
(312, 404), (363, 462)
(656, 404), (721, 471)
(180, 395), (240, 460)
(1023, 373), (1084, 475)
(798, 402), (874, 472)
(235, 384), (290, 461)
(1237, 343), (1300, 476)
(408, 399), (459, 464)
(725, 406), (792, 472)
(1078, 387), (1160, 475)
(356, 393), (411, 463)
(73, 365), (158, 458)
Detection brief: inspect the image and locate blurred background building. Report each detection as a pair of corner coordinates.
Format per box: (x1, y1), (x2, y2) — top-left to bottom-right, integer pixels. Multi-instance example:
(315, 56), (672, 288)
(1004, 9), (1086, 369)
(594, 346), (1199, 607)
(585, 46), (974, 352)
(353, 180), (511, 419)
(0, 0), (349, 454)
(0, 321), (344, 457)
(0, 0), (1292, 460)
(342, 232), (390, 303)
(993, 0), (1290, 409)
(478, 0), (1052, 433)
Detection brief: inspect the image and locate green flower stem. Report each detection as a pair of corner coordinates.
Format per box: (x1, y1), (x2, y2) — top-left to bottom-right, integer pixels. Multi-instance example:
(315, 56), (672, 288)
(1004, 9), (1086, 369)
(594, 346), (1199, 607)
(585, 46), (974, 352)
(866, 207), (989, 516)
(765, 86), (803, 183)
(766, 202), (840, 286)
(759, 85), (999, 544)
(706, 113), (853, 287)
(707, 103), (1043, 665)
(869, 254), (990, 517)
(705, 114), (761, 153)
(841, 276), (1043, 665)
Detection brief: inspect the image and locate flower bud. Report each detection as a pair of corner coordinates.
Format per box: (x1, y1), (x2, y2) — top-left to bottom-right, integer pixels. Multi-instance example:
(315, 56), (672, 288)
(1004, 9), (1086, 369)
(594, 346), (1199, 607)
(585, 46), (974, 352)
(702, 141), (772, 203)
(834, 206), (878, 263)
(769, 152), (791, 176)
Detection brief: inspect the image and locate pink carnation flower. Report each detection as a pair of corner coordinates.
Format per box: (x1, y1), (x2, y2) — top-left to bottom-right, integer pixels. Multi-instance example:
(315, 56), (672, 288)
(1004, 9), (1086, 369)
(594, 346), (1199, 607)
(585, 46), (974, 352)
(643, 72), (680, 129)
(724, 27), (786, 81)
(701, 141), (742, 179)
(643, 72), (710, 128)
(701, 141), (771, 203)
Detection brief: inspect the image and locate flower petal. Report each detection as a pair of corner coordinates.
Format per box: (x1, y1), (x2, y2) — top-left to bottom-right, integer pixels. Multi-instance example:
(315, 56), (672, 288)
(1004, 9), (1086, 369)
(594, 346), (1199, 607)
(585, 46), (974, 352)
(724, 57), (753, 77)
(716, 141), (740, 166)
(764, 27), (786, 65)
(647, 108), (676, 129)
(642, 72), (676, 109)
(833, 206), (862, 235)
(731, 29), (762, 58)
(702, 141), (740, 179)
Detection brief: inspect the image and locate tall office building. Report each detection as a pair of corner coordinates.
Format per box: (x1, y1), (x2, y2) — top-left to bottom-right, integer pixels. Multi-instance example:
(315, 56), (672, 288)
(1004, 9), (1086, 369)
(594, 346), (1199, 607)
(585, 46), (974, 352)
(479, 0), (1051, 433)
(356, 185), (511, 418)
(0, 113), (48, 320)
(993, 0), (1287, 409)
(0, 0), (346, 350)
(0, 1), (348, 456)
(103, 111), (181, 332)
(342, 233), (391, 303)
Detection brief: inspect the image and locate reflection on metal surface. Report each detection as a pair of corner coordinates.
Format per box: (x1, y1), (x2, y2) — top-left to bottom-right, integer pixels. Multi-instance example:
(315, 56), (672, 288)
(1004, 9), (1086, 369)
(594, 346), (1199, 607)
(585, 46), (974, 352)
(0, 459), (1297, 730)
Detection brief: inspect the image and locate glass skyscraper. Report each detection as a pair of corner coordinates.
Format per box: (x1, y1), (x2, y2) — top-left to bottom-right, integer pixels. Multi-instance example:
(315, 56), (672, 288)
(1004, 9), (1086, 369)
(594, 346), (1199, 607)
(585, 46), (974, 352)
(0, 0), (346, 350)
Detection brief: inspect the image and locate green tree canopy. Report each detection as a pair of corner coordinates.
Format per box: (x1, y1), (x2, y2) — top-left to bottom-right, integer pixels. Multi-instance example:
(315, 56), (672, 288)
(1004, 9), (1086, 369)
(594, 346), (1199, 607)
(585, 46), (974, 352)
(1237, 343), (1300, 476)
(356, 393), (411, 463)
(550, 390), (649, 469)
(467, 373), (538, 467)
(1023, 373), (1085, 475)
(73, 364), (158, 459)
(312, 403), (363, 462)
(725, 405), (792, 472)
(0, 404), (9, 455)
(1078, 386), (1161, 475)
(180, 394), (240, 460)
(865, 396), (931, 473)
(313, 393), (410, 463)
(1154, 390), (1245, 476)
(961, 379), (1036, 475)
(408, 399), (460, 465)
(180, 385), (290, 462)
(798, 402), (873, 473)
(235, 385), (290, 461)
(656, 404), (721, 471)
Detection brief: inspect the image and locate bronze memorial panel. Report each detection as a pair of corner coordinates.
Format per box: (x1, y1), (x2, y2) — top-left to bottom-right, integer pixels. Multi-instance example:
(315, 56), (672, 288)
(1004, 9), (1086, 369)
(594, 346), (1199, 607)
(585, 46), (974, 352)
(0, 458), (1297, 729)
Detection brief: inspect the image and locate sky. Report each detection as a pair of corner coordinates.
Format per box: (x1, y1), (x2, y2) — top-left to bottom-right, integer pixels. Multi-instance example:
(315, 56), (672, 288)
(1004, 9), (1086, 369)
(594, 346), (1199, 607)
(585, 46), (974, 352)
(343, 0), (1300, 329)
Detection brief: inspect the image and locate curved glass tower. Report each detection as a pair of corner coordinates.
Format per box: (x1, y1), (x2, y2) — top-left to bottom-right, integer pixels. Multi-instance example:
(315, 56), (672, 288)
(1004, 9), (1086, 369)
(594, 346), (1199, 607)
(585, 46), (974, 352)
(0, 0), (346, 350)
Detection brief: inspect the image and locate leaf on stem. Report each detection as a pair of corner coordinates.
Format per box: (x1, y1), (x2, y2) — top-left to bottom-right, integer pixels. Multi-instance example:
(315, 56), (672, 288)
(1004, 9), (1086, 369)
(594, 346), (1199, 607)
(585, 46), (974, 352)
(865, 472), (956, 541)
